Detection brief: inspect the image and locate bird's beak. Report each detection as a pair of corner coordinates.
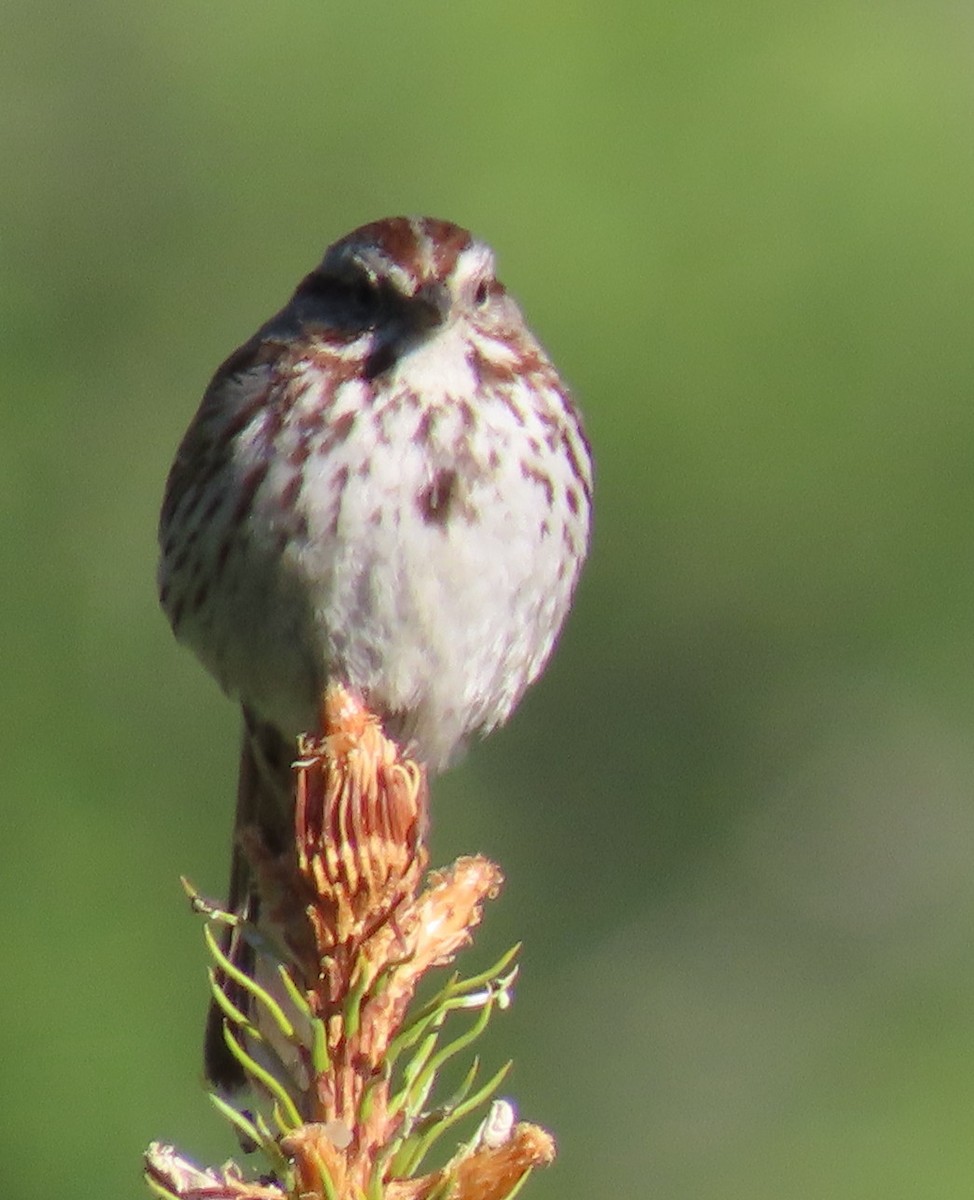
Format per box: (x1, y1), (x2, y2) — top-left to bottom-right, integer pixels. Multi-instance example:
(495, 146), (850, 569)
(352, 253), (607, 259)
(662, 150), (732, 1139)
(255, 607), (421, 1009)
(411, 282), (449, 331)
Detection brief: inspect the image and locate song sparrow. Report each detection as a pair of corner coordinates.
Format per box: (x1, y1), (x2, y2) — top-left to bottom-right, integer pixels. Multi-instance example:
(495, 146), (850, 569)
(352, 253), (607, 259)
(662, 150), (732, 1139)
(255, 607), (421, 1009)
(158, 216), (592, 1085)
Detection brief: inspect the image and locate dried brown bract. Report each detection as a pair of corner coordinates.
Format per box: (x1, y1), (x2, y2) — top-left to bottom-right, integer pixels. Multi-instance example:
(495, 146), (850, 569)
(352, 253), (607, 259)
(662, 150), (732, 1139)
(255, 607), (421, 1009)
(146, 685), (555, 1200)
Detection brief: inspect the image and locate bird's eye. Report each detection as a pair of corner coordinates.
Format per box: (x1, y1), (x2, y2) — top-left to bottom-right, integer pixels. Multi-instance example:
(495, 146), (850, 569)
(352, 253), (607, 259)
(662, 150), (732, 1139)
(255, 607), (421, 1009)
(474, 279), (491, 306)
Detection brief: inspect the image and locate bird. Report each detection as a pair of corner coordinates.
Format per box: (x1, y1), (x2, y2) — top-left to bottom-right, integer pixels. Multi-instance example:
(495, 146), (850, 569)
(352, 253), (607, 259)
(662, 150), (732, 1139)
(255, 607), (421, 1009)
(158, 216), (592, 1085)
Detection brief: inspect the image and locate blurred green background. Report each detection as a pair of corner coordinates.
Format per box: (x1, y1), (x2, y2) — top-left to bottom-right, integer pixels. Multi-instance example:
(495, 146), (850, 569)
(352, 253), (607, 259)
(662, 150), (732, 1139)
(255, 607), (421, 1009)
(5, 0), (974, 1196)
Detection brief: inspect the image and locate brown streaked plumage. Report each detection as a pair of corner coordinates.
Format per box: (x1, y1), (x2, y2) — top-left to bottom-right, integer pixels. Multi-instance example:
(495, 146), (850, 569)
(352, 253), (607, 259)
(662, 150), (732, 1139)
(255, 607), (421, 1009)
(158, 216), (592, 1088)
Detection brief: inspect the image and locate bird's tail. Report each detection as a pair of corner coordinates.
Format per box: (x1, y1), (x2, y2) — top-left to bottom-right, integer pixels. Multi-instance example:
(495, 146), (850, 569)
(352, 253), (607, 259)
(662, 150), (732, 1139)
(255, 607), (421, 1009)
(203, 708), (295, 1093)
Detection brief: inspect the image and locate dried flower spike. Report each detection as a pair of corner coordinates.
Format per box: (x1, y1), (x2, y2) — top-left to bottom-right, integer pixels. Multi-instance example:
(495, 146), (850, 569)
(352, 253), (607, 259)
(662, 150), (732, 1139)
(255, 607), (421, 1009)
(146, 684), (555, 1200)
